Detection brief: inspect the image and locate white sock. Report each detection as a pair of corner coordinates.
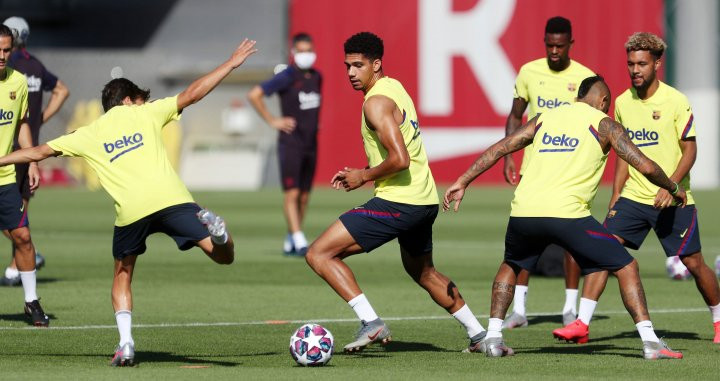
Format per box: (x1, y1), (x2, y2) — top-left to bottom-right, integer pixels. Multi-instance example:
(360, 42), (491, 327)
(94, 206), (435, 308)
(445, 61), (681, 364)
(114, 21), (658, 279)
(283, 233), (293, 252)
(577, 298), (597, 325)
(709, 303), (720, 323)
(348, 293), (379, 322)
(5, 266), (19, 279)
(451, 304), (485, 338)
(486, 318), (503, 339)
(211, 232), (228, 245)
(563, 289), (579, 314)
(292, 231), (308, 249)
(636, 320), (659, 343)
(512, 285), (528, 316)
(19, 270), (37, 302)
(115, 310), (134, 346)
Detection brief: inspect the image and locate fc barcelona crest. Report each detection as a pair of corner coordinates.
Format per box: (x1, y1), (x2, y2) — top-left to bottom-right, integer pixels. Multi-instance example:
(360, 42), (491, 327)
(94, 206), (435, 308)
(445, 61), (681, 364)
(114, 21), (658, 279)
(652, 110), (661, 120)
(9, 91), (15, 100)
(567, 83), (577, 92)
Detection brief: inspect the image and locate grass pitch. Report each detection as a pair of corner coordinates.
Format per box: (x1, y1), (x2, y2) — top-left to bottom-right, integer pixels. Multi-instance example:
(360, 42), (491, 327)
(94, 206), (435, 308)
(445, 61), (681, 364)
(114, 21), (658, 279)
(1, 186), (719, 380)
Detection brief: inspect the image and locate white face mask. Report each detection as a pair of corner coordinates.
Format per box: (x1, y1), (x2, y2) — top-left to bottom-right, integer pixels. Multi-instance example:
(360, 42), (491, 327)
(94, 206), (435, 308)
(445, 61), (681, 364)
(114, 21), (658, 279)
(294, 51), (316, 70)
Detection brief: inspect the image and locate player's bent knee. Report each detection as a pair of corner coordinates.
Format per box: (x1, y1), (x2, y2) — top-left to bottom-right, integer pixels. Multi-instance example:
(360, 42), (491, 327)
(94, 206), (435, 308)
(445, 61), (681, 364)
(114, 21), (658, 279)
(11, 228), (31, 247)
(680, 253), (704, 273)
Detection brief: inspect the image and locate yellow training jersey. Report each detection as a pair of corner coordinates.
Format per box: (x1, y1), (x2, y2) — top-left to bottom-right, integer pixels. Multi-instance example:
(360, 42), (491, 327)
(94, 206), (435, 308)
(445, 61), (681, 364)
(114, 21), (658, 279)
(615, 81), (695, 205)
(0, 68), (28, 185)
(362, 77), (438, 205)
(48, 96), (194, 226)
(513, 58), (595, 175)
(511, 102), (608, 218)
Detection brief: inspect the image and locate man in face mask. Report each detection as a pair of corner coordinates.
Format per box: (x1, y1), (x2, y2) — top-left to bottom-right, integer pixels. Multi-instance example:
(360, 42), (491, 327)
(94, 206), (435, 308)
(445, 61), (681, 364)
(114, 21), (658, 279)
(248, 33), (322, 256)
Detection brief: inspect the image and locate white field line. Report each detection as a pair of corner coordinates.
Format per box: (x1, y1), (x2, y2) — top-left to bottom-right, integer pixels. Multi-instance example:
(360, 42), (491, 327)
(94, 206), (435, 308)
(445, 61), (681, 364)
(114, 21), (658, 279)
(0, 307), (707, 331)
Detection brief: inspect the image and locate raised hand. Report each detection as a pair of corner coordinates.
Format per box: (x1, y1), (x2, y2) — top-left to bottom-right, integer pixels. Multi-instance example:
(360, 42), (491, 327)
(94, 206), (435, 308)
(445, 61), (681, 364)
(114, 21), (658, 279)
(229, 39), (258, 68)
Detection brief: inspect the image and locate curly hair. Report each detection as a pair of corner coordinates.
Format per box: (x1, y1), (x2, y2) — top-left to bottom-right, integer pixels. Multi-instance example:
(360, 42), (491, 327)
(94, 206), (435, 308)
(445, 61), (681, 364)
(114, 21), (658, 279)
(625, 32), (666, 59)
(344, 32), (384, 61)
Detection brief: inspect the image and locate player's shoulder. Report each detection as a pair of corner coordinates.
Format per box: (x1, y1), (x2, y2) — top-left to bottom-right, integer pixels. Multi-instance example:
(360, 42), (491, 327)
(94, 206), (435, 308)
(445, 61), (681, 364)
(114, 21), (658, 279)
(614, 88), (635, 105)
(659, 81), (690, 104)
(6, 67), (27, 84)
(518, 58), (547, 74)
(568, 60), (595, 76)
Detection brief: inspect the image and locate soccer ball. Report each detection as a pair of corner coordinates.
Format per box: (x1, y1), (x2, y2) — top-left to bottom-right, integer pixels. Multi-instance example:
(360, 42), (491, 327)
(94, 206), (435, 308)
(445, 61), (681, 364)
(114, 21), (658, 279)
(289, 323), (334, 366)
(665, 256), (691, 280)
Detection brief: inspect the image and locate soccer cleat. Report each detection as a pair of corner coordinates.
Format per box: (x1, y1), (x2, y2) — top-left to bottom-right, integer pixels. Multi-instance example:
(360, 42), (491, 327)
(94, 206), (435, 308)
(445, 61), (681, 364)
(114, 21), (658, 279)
(462, 330), (488, 353)
(478, 336), (514, 357)
(282, 234), (295, 255)
(713, 321), (720, 344)
(343, 318), (392, 352)
(643, 340), (683, 360)
(553, 319), (589, 344)
(0, 275), (21, 286)
(502, 312), (528, 329)
(24, 300), (49, 327)
(562, 310), (577, 326)
(294, 246), (308, 257)
(110, 342), (135, 367)
(35, 252), (45, 271)
(197, 208), (227, 239)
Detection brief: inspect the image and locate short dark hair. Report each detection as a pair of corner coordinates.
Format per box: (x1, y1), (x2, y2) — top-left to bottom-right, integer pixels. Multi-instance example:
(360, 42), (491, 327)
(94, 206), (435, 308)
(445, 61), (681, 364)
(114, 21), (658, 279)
(344, 32), (384, 61)
(577, 75), (606, 99)
(0, 24), (14, 45)
(292, 32), (312, 45)
(545, 16), (572, 37)
(101, 78), (150, 112)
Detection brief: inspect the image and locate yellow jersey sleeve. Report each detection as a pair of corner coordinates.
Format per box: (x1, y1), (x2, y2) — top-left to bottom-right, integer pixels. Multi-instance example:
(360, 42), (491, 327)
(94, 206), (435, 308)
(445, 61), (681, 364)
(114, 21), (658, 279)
(675, 95), (695, 140)
(513, 65), (529, 101)
(143, 96), (181, 128)
(47, 126), (92, 157)
(19, 80), (28, 122)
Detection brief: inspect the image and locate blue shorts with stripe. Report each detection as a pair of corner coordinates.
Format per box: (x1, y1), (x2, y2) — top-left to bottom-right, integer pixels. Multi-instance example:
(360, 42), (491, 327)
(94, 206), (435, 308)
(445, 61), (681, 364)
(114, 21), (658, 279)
(0, 183), (28, 231)
(504, 216), (633, 274)
(339, 197), (437, 256)
(604, 197), (701, 257)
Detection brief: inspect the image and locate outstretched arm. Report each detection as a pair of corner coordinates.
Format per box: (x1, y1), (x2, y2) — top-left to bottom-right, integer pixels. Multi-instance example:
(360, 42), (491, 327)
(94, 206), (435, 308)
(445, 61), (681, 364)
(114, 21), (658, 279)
(331, 95), (409, 191)
(597, 117), (686, 206)
(177, 39), (257, 111)
(443, 115), (538, 211)
(0, 144), (59, 167)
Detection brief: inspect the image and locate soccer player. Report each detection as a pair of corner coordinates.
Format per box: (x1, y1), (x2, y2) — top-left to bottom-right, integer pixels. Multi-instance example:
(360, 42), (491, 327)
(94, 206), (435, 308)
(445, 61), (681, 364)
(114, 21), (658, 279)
(502, 17), (595, 328)
(248, 33), (321, 256)
(553, 32), (720, 345)
(0, 25), (48, 326)
(0, 16), (69, 286)
(0, 39), (257, 366)
(305, 32), (487, 353)
(445, 75), (684, 360)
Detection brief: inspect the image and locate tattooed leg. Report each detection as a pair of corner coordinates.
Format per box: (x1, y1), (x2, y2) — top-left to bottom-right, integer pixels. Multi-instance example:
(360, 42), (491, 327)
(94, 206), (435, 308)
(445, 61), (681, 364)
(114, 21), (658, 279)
(490, 262), (520, 319)
(614, 259), (651, 323)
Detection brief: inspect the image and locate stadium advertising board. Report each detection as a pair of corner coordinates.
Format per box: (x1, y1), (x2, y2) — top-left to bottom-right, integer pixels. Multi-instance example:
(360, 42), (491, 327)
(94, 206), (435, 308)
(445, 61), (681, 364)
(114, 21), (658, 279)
(290, 0), (663, 184)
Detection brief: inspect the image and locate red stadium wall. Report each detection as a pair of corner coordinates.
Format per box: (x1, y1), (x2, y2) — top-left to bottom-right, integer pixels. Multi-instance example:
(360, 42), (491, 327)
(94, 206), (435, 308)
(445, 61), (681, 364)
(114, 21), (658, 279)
(289, 0), (664, 185)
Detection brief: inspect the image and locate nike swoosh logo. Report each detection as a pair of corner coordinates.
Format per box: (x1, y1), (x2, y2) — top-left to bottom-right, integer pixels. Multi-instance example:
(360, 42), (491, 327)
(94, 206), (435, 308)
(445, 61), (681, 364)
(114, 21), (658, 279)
(680, 228), (688, 238)
(367, 328), (383, 340)
(19, 205), (24, 212)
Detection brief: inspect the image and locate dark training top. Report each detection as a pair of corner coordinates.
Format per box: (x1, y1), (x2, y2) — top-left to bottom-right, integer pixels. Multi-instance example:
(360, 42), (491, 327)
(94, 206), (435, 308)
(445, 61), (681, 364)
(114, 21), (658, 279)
(260, 65), (322, 149)
(9, 48), (59, 146)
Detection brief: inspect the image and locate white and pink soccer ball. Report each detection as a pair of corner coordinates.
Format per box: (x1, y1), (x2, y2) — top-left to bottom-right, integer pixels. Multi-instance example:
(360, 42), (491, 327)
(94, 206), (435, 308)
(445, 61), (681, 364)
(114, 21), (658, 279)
(289, 323), (334, 366)
(665, 256), (691, 280)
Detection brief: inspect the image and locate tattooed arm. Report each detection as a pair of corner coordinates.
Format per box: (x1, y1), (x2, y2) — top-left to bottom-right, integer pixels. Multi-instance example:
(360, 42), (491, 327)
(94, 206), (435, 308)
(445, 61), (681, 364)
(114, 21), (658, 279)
(443, 115), (538, 212)
(597, 117), (687, 207)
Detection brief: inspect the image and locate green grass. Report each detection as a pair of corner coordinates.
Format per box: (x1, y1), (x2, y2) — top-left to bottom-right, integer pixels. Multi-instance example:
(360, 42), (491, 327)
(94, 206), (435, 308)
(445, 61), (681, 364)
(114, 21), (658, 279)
(1, 186), (719, 380)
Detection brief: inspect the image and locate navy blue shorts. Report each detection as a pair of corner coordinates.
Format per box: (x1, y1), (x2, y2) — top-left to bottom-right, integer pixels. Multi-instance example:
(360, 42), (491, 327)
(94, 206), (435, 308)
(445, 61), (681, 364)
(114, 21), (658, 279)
(604, 197), (701, 257)
(112, 203), (210, 260)
(504, 216), (633, 275)
(339, 197), (437, 256)
(278, 144), (316, 191)
(0, 183), (28, 231)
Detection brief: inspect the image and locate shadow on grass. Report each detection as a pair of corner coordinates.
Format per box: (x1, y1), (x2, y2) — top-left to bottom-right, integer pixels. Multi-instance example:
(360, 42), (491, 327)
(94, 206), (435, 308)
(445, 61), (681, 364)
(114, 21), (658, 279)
(527, 314), (609, 326)
(590, 329), (699, 343)
(138, 351), (243, 366)
(518, 343), (641, 359)
(37, 277), (61, 284)
(335, 340), (454, 357)
(0, 312), (58, 324)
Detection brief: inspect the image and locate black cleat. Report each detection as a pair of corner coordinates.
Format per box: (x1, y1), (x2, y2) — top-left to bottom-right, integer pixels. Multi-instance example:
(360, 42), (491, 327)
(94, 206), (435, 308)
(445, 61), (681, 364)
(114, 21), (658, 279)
(24, 300), (49, 327)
